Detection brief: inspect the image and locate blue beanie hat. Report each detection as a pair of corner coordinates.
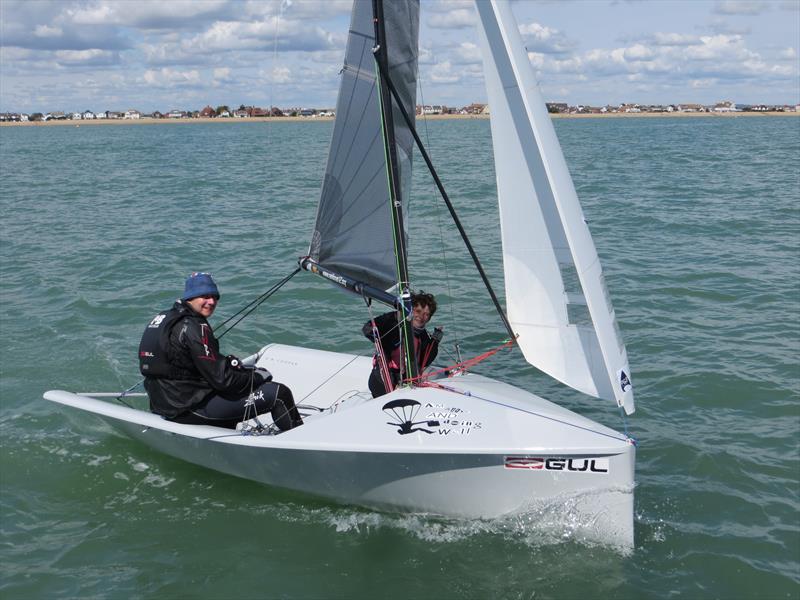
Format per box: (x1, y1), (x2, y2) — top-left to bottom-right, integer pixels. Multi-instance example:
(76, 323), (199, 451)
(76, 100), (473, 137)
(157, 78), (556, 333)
(181, 272), (220, 301)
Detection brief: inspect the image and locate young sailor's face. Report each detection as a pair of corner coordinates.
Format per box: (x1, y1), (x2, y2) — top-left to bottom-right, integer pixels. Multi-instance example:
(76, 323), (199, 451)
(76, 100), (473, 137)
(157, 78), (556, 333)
(187, 295), (218, 318)
(411, 304), (431, 329)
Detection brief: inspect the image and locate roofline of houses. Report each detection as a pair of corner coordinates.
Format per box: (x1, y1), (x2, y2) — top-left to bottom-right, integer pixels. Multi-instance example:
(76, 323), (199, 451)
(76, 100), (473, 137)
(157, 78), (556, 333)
(1, 101), (798, 122)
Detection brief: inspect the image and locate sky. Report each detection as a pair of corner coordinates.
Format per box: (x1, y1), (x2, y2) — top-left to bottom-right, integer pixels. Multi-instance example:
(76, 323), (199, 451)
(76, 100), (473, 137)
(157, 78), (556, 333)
(0, 0), (798, 114)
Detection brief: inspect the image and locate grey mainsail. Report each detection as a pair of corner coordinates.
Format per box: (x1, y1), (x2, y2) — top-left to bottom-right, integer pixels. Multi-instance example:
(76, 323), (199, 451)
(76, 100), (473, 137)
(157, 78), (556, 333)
(308, 0), (419, 293)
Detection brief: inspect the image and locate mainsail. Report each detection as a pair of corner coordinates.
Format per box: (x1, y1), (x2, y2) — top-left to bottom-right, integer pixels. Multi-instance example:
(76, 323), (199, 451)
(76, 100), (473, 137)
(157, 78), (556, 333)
(475, 0), (635, 414)
(308, 0), (420, 293)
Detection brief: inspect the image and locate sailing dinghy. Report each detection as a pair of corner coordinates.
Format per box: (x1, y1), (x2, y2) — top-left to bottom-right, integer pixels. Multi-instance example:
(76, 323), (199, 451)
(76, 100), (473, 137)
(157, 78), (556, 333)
(44, 0), (637, 548)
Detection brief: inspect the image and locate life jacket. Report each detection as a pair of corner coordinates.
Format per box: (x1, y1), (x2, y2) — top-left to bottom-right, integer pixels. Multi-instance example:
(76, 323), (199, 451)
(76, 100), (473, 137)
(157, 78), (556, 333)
(138, 304), (192, 378)
(387, 335), (421, 371)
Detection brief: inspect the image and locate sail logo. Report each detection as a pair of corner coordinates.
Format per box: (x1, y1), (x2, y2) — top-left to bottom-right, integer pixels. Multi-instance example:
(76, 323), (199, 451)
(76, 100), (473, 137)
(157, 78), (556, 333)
(504, 456), (610, 473)
(321, 271), (347, 287)
(619, 370), (631, 392)
(148, 314), (166, 328)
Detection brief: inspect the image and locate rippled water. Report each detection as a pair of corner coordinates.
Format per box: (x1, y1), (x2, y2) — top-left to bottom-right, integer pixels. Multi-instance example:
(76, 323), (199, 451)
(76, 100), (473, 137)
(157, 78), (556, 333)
(1, 116), (798, 598)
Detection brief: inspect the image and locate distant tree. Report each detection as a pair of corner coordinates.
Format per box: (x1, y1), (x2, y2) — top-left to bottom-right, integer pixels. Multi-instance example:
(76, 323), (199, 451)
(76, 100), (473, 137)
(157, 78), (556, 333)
(216, 105), (229, 114)
(290, 110), (297, 117)
(238, 104), (246, 111)
(30, 112), (43, 121)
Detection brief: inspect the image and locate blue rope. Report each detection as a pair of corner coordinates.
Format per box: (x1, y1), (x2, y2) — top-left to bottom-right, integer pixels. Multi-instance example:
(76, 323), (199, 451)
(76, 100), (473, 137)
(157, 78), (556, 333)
(618, 405), (638, 446)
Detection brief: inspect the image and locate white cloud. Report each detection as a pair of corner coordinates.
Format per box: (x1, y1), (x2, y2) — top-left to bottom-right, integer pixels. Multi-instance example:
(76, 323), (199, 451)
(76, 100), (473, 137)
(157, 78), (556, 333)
(54, 48), (118, 66)
(713, 1), (771, 15)
(685, 34), (748, 61)
(142, 67), (202, 88)
(527, 52), (546, 70)
(34, 24), (63, 38)
(181, 17), (337, 55)
(551, 57), (585, 74)
(257, 65), (292, 84)
(623, 44), (655, 61)
(429, 9), (475, 29)
(0, 0), (797, 112)
(427, 0), (474, 29)
(429, 60), (461, 84)
(690, 78), (716, 88)
(451, 42), (482, 65)
(213, 67), (231, 81)
(67, 1), (230, 29)
(518, 22), (573, 54)
(652, 33), (699, 47)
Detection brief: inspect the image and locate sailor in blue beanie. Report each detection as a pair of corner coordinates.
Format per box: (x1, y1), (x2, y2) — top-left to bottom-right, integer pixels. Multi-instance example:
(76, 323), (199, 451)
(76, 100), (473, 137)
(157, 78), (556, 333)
(181, 272), (220, 302)
(137, 272), (302, 431)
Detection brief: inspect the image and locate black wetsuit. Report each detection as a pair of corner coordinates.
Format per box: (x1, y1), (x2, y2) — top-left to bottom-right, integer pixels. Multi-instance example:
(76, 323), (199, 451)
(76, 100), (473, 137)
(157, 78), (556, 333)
(362, 311), (440, 398)
(141, 301), (301, 430)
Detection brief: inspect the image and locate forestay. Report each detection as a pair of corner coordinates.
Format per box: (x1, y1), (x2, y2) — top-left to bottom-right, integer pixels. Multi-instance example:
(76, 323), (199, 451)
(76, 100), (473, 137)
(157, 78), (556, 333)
(308, 0), (419, 293)
(474, 0), (635, 414)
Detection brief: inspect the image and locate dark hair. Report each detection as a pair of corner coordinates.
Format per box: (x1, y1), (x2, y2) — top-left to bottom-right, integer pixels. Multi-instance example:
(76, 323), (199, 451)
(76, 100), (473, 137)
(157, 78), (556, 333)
(412, 290), (437, 316)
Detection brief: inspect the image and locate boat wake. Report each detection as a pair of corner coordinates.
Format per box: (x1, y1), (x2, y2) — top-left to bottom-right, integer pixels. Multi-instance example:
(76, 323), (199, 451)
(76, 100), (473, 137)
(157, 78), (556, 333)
(267, 488), (636, 554)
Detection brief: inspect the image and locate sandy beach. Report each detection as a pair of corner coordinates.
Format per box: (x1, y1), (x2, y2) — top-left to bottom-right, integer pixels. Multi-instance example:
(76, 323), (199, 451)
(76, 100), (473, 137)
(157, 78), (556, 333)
(1, 111), (796, 127)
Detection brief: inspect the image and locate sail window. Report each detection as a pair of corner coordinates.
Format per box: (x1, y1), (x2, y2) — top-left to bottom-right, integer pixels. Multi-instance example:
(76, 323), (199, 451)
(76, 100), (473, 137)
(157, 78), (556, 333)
(560, 263), (592, 326)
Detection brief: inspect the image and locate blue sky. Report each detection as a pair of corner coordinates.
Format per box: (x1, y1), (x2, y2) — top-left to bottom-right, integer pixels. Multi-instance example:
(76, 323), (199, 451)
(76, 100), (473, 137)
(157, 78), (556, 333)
(1, 0), (797, 113)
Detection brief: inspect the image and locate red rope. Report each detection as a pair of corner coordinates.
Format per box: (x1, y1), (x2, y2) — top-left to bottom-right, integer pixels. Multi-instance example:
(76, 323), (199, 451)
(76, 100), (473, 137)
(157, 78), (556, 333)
(369, 319), (395, 393)
(403, 339), (515, 385)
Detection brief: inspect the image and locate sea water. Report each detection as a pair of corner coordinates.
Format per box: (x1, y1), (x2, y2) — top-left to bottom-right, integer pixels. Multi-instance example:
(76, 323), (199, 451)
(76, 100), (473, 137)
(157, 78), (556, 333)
(1, 116), (798, 599)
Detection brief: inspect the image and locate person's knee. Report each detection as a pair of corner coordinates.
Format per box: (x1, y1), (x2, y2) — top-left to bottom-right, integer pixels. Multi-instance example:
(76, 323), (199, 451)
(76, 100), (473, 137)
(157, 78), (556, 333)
(271, 399), (294, 431)
(276, 383), (294, 404)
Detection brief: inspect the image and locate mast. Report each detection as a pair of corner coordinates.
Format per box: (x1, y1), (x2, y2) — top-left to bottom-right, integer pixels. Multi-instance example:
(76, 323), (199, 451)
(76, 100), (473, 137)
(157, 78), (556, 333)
(372, 0), (417, 382)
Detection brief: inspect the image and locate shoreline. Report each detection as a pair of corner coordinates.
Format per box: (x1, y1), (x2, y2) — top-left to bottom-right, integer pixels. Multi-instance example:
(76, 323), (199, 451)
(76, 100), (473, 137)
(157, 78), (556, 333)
(0, 111), (796, 127)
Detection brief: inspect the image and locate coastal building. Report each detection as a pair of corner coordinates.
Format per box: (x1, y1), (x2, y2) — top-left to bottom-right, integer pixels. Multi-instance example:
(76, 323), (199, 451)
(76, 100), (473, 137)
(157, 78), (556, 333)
(82, 110), (95, 120)
(166, 110), (186, 119)
(124, 110), (141, 119)
(200, 105), (216, 118)
(546, 103), (568, 114)
(420, 105), (448, 115)
(713, 101), (736, 113)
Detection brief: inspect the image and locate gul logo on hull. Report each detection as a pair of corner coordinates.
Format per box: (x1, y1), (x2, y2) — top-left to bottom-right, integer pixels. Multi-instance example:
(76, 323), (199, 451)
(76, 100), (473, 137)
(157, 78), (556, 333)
(504, 456), (610, 473)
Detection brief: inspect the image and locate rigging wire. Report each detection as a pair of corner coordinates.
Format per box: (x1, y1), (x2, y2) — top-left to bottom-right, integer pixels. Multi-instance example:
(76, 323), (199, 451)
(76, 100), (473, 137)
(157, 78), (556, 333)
(216, 267), (300, 339)
(416, 73), (462, 364)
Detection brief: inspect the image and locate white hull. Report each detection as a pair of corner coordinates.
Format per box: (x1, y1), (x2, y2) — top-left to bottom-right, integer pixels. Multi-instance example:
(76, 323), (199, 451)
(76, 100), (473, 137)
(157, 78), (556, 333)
(45, 344), (635, 548)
